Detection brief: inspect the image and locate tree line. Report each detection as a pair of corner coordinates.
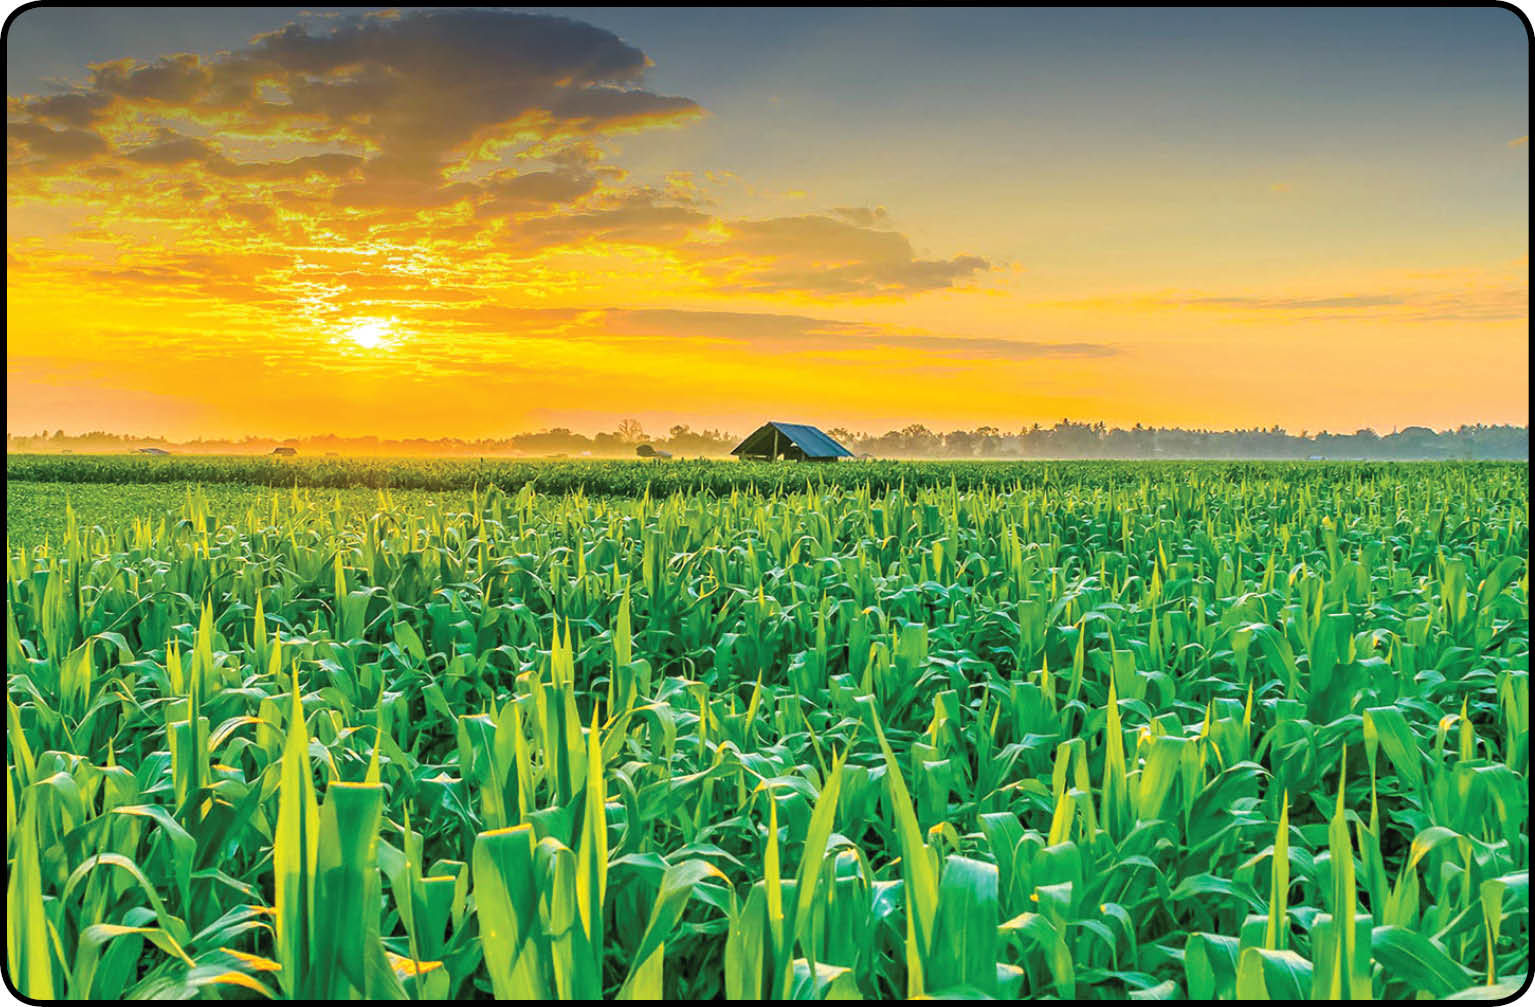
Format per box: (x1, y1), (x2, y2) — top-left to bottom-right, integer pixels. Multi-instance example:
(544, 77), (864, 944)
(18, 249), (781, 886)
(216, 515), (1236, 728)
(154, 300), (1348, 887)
(7, 421), (1527, 460)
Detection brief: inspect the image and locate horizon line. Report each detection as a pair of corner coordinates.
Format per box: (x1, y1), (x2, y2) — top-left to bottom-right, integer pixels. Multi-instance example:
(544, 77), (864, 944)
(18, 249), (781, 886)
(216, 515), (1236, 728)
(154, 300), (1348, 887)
(8, 419), (1530, 444)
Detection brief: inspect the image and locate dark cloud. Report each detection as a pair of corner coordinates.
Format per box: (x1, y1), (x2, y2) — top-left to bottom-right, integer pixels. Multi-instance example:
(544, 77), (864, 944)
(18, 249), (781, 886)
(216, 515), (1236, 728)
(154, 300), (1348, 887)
(9, 9), (701, 187)
(548, 87), (701, 129)
(475, 168), (601, 218)
(250, 12), (651, 84)
(237, 10), (701, 166)
(708, 214), (990, 294)
(123, 132), (215, 166)
(91, 53), (212, 104)
(7, 120), (109, 163)
(20, 91), (114, 127)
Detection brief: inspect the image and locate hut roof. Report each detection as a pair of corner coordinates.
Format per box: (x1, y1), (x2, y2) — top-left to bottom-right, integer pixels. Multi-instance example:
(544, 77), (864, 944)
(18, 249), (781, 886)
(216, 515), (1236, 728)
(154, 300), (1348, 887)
(731, 422), (853, 459)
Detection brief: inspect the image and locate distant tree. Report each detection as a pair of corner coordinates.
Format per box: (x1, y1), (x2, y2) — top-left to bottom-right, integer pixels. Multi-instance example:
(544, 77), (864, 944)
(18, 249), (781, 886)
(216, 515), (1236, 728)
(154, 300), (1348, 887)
(944, 429), (977, 457)
(896, 424), (940, 456)
(7, 420), (1527, 461)
(826, 427), (858, 450)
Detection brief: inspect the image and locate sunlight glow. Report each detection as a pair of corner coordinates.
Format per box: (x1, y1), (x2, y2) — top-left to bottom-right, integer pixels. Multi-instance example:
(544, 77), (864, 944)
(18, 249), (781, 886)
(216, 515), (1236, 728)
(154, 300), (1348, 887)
(341, 319), (396, 351)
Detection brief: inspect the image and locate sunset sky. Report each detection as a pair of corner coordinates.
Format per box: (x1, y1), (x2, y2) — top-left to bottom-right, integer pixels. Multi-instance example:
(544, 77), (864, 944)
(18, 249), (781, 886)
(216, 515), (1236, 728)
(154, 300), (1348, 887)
(7, 6), (1529, 439)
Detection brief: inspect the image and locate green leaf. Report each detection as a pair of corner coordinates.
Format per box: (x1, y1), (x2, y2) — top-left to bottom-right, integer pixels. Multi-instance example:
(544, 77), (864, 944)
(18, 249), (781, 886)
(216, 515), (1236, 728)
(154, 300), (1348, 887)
(1371, 925), (1477, 997)
(928, 856), (1000, 996)
(617, 859), (727, 999)
(473, 825), (543, 998)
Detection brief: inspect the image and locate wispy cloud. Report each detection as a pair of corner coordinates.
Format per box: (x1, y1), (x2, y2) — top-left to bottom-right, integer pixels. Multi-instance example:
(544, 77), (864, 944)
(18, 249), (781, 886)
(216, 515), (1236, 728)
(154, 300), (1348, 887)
(601, 309), (1113, 360)
(1184, 294), (1404, 310)
(1169, 285), (1526, 323)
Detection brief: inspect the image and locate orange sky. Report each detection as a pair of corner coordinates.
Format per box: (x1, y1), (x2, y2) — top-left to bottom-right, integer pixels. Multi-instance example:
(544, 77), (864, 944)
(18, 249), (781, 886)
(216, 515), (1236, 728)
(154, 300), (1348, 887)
(7, 8), (1529, 439)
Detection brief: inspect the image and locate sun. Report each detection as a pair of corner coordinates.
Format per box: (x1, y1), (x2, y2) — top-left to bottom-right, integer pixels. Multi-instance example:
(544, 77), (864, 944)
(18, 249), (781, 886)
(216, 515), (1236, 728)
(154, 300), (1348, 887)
(341, 319), (395, 351)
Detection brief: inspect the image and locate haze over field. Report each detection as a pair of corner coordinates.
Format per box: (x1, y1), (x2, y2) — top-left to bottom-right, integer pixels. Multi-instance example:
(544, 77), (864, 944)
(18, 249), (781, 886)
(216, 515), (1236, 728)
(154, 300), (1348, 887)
(5, 420), (1530, 460)
(6, 7), (1529, 441)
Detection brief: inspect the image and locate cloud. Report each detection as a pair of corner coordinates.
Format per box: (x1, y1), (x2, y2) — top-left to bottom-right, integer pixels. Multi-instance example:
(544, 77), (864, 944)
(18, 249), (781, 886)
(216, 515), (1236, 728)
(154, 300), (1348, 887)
(1173, 287), (1526, 322)
(9, 10), (702, 185)
(830, 206), (890, 227)
(17, 91), (114, 127)
(601, 309), (1112, 361)
(6, 120), (109, 163)
(1184, 294), (1405, 310)
(122, 131), (217, 166)
(475, 168), (601, 217)
(478, 202), (991, 295)
(704, 214), (990, 295)
(7, 5), (995, 345)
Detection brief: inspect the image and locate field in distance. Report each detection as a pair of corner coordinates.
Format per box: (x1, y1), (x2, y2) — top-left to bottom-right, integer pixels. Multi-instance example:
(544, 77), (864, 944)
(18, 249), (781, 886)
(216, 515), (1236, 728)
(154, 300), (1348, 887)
(4, 460), (1529, 998)
(9, 450), (1527, 492)
(9, 455), (1526, 544)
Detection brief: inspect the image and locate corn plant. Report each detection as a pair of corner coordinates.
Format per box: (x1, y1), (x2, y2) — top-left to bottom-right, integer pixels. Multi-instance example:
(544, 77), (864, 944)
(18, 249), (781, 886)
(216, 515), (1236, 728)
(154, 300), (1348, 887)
(5, 460), (1529, 998)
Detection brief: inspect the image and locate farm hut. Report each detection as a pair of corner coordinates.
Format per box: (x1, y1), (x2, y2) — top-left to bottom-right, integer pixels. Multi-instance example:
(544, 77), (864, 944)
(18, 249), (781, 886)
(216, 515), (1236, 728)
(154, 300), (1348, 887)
(731, 422), (852, 462)
(271, 446), (297, 456)
(635, 444), (672, 459)
(137, 447), (170, 456)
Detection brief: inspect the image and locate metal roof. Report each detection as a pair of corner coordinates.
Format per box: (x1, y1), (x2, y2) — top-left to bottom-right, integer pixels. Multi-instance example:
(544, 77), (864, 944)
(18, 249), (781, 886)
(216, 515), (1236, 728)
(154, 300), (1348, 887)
(731, 421), (853, 459)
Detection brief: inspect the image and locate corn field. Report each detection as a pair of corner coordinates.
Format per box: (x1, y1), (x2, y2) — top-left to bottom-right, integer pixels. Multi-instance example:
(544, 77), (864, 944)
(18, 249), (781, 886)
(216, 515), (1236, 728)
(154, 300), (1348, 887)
(5, 463), (1529, 999)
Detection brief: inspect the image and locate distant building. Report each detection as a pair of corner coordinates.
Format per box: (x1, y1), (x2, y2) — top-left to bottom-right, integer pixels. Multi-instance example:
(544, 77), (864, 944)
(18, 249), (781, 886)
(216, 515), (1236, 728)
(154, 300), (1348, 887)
(271, 446), (297, 456)
(635, 444), (672, 459)
(731, 422), (853, 461)
(137, 447), (170, 456)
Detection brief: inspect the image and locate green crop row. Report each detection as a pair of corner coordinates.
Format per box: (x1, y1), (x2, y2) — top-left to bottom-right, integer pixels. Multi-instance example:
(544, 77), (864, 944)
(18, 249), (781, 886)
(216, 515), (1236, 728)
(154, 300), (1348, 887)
(6, 483), (475, 548)
(5, 465), (1529, 998)
(9, 452), (1527, 498)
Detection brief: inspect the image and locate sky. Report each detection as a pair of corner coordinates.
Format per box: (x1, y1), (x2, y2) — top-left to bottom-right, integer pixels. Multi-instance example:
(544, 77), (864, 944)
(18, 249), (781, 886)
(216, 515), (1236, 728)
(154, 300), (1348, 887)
(6, 6), (1529, 439)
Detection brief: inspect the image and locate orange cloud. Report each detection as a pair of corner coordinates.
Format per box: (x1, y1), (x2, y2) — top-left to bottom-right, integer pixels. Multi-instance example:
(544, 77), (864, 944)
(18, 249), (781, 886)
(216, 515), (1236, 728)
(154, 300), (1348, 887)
(8, 9), (989, 315)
